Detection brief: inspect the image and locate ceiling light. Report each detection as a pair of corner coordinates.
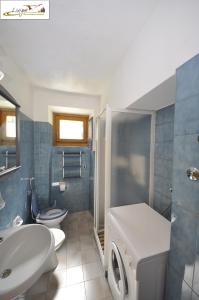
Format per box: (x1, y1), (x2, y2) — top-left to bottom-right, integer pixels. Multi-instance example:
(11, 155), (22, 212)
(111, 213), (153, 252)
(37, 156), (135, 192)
(0, 71), (4, 81)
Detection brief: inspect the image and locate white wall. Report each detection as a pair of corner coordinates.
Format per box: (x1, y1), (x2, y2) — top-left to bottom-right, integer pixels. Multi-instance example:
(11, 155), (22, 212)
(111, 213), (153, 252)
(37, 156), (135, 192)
(103, 0), (199, 110)
(2, 0), (199, 115)
(0, 51), (101, 121)
(0, 52), (33, 118)
(32, 86), (101, 123)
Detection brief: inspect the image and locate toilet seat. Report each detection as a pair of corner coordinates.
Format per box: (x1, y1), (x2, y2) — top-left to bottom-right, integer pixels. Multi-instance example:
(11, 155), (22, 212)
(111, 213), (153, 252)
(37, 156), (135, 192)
(49, 228), (65, 251)
(31, 191), (68, 228)
(38, 208), (67, 220)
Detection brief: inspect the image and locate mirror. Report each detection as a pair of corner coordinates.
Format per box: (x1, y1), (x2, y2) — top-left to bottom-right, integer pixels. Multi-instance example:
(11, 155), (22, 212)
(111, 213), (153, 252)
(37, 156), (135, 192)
(0, 84), (20, 176)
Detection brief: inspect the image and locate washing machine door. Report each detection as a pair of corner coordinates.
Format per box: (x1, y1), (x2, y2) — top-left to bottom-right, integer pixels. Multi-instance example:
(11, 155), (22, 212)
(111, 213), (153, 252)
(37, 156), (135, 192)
(110, 241), (128, 300)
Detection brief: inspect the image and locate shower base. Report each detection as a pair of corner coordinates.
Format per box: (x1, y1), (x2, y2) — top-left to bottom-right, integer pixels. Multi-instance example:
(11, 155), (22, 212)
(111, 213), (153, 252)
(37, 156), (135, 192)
(93, 227), (105, 266)
(98, 229), (104, 252)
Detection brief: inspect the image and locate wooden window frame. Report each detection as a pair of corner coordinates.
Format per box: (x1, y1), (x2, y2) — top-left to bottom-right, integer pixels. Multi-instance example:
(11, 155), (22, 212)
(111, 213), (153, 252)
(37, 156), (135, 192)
(53, 113), (89, 147)
(0, 108), (16, 145)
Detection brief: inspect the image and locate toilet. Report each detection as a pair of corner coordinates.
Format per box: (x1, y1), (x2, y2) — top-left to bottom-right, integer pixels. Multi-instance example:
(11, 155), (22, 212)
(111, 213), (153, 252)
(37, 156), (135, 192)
(49, 228), (65, 251)
(30, 192), (67, 250)
(36, 208), (68, 229)
(31, 191), (68, 229)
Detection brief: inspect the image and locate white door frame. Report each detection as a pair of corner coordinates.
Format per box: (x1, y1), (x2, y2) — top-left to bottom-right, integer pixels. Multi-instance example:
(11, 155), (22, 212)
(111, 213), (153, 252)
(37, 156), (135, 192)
(94, 115), (99, 231)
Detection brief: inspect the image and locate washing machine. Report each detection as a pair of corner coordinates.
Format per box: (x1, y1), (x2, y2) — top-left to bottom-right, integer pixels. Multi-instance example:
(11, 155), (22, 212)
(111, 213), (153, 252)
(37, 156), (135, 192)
(107, 203), (171, 300)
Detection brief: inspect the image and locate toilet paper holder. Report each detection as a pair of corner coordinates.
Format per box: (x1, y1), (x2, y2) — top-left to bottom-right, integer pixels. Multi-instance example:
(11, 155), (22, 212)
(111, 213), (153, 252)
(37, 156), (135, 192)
(59, 181), (66, 192)
(52, 181), (66, 192)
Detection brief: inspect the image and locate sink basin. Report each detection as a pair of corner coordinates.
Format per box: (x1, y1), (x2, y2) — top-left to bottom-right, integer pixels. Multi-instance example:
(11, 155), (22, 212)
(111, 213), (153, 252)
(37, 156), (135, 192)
(0, 224), (58, 300)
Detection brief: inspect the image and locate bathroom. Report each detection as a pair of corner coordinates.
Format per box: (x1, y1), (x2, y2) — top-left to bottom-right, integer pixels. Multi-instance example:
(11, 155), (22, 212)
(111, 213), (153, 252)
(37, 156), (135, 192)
(0, 1), (199, 299)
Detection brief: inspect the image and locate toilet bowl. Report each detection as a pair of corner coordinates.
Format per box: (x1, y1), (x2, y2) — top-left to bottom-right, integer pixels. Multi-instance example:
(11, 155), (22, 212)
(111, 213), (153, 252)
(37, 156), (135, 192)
(30, 191), (68, 229)
(36, 208), (68, 229)
(49, 228), (65, 251)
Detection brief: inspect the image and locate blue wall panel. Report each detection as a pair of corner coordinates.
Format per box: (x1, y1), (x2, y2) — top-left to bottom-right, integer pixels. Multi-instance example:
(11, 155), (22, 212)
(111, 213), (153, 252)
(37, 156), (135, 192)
(0, 117), (93, 229)
(154, 105), (174, 219)
(166, 53), (199, 300)
(0, 113), (34, 229)
(33, 122), (92, 213)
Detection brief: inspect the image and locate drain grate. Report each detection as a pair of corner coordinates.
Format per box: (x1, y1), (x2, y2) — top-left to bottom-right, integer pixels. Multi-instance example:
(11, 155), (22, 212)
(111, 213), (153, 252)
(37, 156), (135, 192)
(0, 269), (12, 279)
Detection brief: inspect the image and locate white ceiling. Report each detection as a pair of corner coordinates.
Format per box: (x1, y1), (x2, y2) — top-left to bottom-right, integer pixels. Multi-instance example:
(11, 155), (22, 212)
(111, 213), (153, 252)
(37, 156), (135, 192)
(0, 0), (159, 95)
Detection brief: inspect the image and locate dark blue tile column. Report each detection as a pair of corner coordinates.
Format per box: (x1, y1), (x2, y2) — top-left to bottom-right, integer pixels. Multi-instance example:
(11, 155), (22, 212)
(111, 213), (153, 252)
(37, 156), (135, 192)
(166, 54), (199, 300)
(33, 122), (52, 209)
(154, 105), (174, 219)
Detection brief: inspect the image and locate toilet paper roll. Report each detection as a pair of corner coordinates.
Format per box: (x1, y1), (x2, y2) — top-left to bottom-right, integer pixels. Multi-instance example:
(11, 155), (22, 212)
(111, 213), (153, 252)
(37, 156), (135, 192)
(59, 181), (66, 192)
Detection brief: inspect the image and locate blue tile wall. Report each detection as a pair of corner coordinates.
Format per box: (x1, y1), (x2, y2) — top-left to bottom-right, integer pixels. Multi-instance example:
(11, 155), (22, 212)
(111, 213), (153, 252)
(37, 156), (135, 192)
(0, 112), (34, 229)
(51, 146), (90, 213)
(34, 122), (52, 209)
(154, 105), (174, 219)
(0, 117), (93, 229)
(33, 122), (92, 213)
(166, 53), (199, 299)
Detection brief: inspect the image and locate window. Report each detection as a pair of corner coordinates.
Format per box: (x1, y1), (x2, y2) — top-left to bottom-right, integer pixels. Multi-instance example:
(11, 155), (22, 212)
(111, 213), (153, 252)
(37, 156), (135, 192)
(6, 115), (16, 138)
(0, 109), (16, 145)
(53, 113), (89, 146)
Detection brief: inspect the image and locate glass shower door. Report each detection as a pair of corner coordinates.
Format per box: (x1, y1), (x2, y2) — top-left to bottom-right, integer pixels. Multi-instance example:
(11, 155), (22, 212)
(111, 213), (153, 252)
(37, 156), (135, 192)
(94, 106), (154, 269)
(111, 111), (152, 207)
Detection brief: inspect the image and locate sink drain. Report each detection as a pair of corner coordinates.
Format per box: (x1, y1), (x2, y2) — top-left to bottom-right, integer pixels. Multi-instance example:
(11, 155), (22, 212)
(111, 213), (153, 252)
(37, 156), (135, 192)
(0, 269), (12, 279)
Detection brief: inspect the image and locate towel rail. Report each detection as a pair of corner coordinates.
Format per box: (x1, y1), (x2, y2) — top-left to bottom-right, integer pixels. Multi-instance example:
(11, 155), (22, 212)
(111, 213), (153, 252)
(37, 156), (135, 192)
(0, 151), (16, 169)
(61, 151), (83, 179)
(57, 151), (85, 155)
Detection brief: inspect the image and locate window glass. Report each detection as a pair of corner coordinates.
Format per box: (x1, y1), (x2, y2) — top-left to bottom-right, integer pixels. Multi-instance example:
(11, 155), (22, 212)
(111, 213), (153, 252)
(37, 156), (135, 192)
(6, 115), (16, 138)
(53, 113), (89, 146)
(59, 120), (83, 140)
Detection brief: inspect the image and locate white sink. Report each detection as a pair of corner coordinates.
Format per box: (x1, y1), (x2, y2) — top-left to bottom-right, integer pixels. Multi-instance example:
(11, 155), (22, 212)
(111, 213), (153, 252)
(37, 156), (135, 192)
(0, 224), (58, 300)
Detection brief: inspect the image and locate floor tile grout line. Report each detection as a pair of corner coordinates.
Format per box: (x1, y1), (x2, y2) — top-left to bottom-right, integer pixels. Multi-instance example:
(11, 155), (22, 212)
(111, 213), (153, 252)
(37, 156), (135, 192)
(28, 211), (110, 299)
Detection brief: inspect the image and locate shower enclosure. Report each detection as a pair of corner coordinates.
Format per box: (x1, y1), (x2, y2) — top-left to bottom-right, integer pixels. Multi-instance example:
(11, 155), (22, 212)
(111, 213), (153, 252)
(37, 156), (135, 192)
(94, 105), (155, 268)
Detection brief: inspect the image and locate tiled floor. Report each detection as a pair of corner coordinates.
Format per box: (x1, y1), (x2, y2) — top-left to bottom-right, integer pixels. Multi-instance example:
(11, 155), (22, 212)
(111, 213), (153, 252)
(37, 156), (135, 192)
(26, 211), (113, 300)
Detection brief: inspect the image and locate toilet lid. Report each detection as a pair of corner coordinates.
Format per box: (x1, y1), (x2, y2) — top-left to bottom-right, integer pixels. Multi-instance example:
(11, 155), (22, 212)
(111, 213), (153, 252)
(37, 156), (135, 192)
(50, 228), (65, 250)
